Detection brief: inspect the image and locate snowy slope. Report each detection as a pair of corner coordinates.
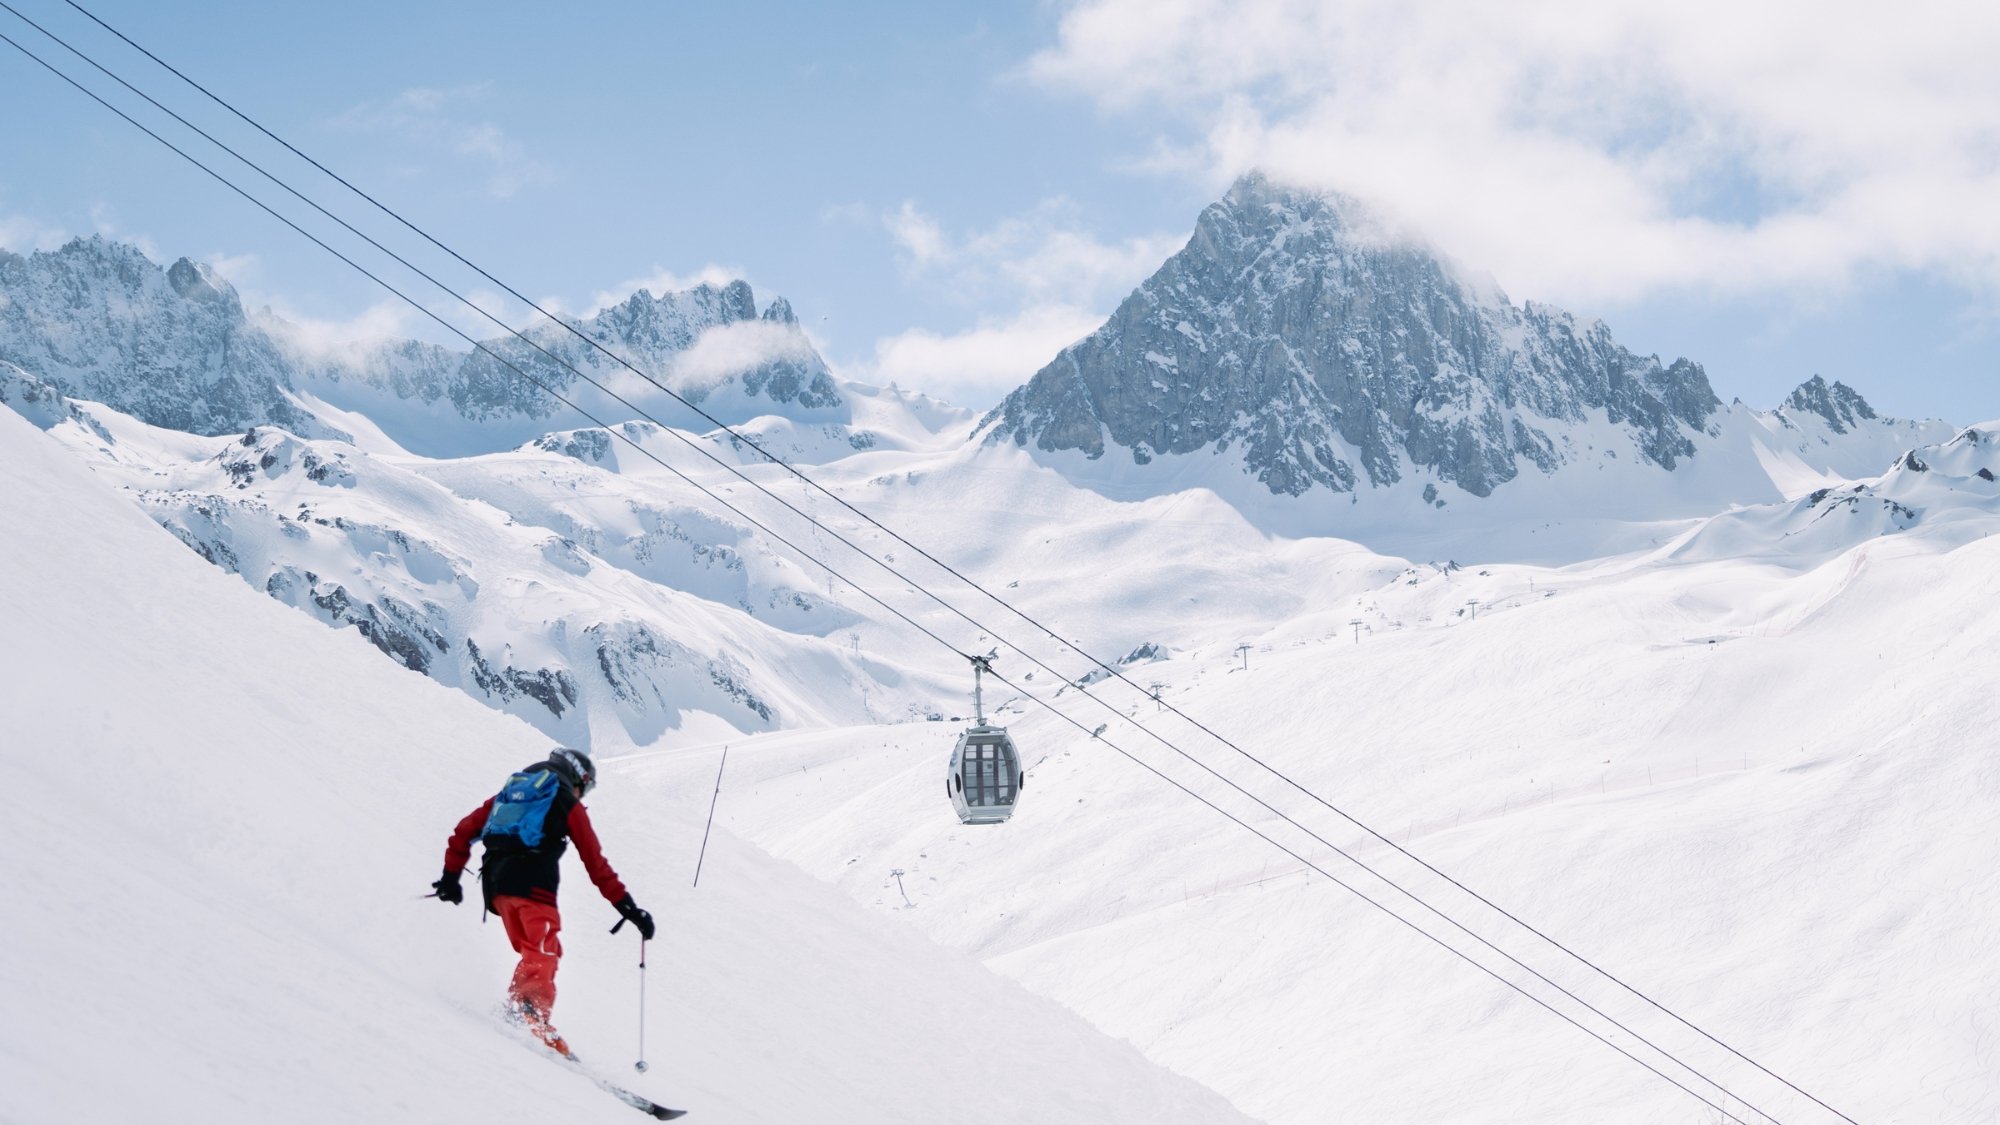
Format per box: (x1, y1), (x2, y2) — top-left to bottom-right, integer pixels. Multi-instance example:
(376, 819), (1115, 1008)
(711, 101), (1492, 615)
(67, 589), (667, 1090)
(694, 425), (2000, 1124)
(1669, 423), (2000, 564)
(5, 362), (959, 752)
(0, 407), (1260, 1125)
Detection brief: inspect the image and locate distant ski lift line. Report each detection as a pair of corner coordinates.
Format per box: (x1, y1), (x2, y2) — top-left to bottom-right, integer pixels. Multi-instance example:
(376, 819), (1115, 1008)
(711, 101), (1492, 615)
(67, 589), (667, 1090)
(1, 11), (1853, 1123)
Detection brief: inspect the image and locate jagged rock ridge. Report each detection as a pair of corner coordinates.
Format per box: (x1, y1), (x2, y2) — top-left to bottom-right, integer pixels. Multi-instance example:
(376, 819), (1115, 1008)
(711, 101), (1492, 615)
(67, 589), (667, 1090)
(0, 237), (840, 439)
(1782, 375), (1878, 434)
(304, 279), (842, 425)
(0, 238), (328, 437)
(984, 174), (1722, 499)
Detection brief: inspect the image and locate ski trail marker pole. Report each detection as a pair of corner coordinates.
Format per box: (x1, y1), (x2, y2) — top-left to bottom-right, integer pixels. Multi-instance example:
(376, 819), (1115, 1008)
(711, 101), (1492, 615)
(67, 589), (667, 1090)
(693, 745), (730, 888)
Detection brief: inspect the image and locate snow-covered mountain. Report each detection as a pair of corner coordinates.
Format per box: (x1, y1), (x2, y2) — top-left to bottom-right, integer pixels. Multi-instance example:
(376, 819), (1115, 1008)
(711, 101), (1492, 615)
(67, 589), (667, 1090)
(981, 174), (1952, 526)
(1745, 373), (1955, 487)
(0, 237), (333, 438)
(0, 224), (1962, 748)
(696, 409), (2000, 1124)
(0, 236), (877, 459)
(1670, 420), (2000, 563)
(288, 279), (850, 457)
(4, 360), (949, 752)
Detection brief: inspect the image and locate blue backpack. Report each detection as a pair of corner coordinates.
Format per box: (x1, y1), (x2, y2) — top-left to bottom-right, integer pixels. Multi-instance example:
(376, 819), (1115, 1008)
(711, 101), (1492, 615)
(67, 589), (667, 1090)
(481, 769), (563, 849)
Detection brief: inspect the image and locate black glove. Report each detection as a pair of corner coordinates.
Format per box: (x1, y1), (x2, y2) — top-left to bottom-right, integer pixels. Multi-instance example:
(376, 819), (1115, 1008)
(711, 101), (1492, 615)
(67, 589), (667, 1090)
(612, 895), (655, 940)
(431, 870), (463, 905)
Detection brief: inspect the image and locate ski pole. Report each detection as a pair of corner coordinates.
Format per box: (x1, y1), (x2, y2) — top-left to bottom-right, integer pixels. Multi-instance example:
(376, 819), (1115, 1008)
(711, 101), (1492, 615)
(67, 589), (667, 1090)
(635, 938), (649, 1073)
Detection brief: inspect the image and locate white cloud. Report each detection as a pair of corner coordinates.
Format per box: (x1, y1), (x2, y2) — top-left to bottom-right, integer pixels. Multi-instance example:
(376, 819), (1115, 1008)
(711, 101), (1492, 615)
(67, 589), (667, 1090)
(885, 197), (1181, 310)
(583, 264), (746, 318)
(87, 203), (160, 261)
(0, 211), (67, 253)
(335, 86), (554, 200)
(664, 320), (820, 394)
(256, 299), (428, 364)
(886, 202), (950, 267)
(865, 199), (1183, 405)
(201, 251), (261, 285)
(1027, 0), (2000, 305)
(858, 304), (1107, 409)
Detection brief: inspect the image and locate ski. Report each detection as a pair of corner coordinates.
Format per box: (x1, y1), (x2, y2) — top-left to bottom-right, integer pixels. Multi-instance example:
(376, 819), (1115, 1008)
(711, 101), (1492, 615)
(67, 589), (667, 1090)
(505, 1013), (687, 1120)
(548, 1043), (687, 1120)
(568, 1056), (686, 1121)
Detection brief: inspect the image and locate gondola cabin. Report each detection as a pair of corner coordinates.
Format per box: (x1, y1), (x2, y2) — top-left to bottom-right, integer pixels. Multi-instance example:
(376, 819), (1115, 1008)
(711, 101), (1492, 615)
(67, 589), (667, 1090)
(948, 724), (1022, 825)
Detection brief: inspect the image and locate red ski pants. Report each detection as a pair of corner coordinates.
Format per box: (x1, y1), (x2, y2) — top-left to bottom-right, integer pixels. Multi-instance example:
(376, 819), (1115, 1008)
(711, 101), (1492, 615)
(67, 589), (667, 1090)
(494, 895), (563, 1015)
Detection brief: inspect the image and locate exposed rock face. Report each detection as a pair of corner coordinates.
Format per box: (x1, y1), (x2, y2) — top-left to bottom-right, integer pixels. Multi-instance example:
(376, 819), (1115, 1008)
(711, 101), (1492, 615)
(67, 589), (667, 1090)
(303, 278), (842, 425)
(0, 238), (330, 437)
(114, 418), (795, 742)
(983, 174), (1722, 498)
(0, 237), (842, 441)
(1782, 375), (1879, 434)
(1758, 375), (1955, 482)
(0, 359), (116, 440)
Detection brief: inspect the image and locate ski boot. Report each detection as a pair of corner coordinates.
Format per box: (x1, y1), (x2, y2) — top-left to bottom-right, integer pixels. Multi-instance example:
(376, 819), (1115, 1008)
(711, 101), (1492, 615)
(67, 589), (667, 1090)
(506, 996), (572, 1058)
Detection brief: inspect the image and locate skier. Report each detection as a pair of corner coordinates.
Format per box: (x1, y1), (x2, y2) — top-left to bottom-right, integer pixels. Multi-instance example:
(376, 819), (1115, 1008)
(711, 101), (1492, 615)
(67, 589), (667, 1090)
(430, 747), (654, 1054)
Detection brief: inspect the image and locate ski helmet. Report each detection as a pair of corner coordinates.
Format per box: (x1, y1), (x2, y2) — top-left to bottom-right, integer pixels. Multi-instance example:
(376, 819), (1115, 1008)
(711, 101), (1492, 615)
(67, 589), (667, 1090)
(548, 747), (597, 796)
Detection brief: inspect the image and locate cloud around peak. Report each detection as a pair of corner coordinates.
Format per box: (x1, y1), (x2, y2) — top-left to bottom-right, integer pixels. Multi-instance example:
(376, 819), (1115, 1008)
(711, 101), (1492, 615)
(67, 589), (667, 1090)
(857, 197), (1183, 406)
(1027, 0), (2000, 308)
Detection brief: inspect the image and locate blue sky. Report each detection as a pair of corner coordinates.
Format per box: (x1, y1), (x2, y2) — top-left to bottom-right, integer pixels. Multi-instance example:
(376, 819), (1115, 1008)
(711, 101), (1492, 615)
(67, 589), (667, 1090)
(2, 0), (1995, 422)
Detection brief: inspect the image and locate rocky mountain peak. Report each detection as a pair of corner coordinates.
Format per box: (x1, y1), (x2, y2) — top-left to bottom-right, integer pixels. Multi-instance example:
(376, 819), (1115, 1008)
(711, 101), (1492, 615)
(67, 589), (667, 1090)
(279, 266), (846, 450)
(1783, 375), (1879, 434)
(983, 173), (1721, 502)
(718, 278), (756, 321)
(0, 235), (847, 448)
(165, 256), (239, 311)
(761, 296), (798, 325)
(0, 236), (322, 437)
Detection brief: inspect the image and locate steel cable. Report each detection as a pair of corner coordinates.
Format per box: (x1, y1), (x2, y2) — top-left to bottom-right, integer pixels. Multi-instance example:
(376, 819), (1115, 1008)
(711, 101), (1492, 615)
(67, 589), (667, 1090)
(0, 14), (1849, 1121)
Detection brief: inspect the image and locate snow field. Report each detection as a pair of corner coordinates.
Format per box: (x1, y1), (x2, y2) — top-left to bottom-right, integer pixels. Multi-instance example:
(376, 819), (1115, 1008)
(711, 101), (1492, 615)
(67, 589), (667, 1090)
(12, 367), (2000, 1122)
(698, 492), (2000, 1123)
(0, 407), (1260, 1124)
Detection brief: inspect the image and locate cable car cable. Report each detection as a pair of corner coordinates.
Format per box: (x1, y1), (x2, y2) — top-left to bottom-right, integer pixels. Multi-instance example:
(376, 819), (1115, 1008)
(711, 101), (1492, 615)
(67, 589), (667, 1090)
(0, 26), (984, 680)
(0, 26), (1803, 1117)
(0, 25), (1796, 1118)
(0, 20), (1821, 1121)
(966, 661), (1757, 1125)
(32, 11), (1867, 1118)
(0, 30), (1774, 1119)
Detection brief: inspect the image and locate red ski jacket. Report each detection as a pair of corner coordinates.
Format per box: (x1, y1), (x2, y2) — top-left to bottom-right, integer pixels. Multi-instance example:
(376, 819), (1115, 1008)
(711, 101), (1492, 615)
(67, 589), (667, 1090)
(443, 773), (629, 909)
